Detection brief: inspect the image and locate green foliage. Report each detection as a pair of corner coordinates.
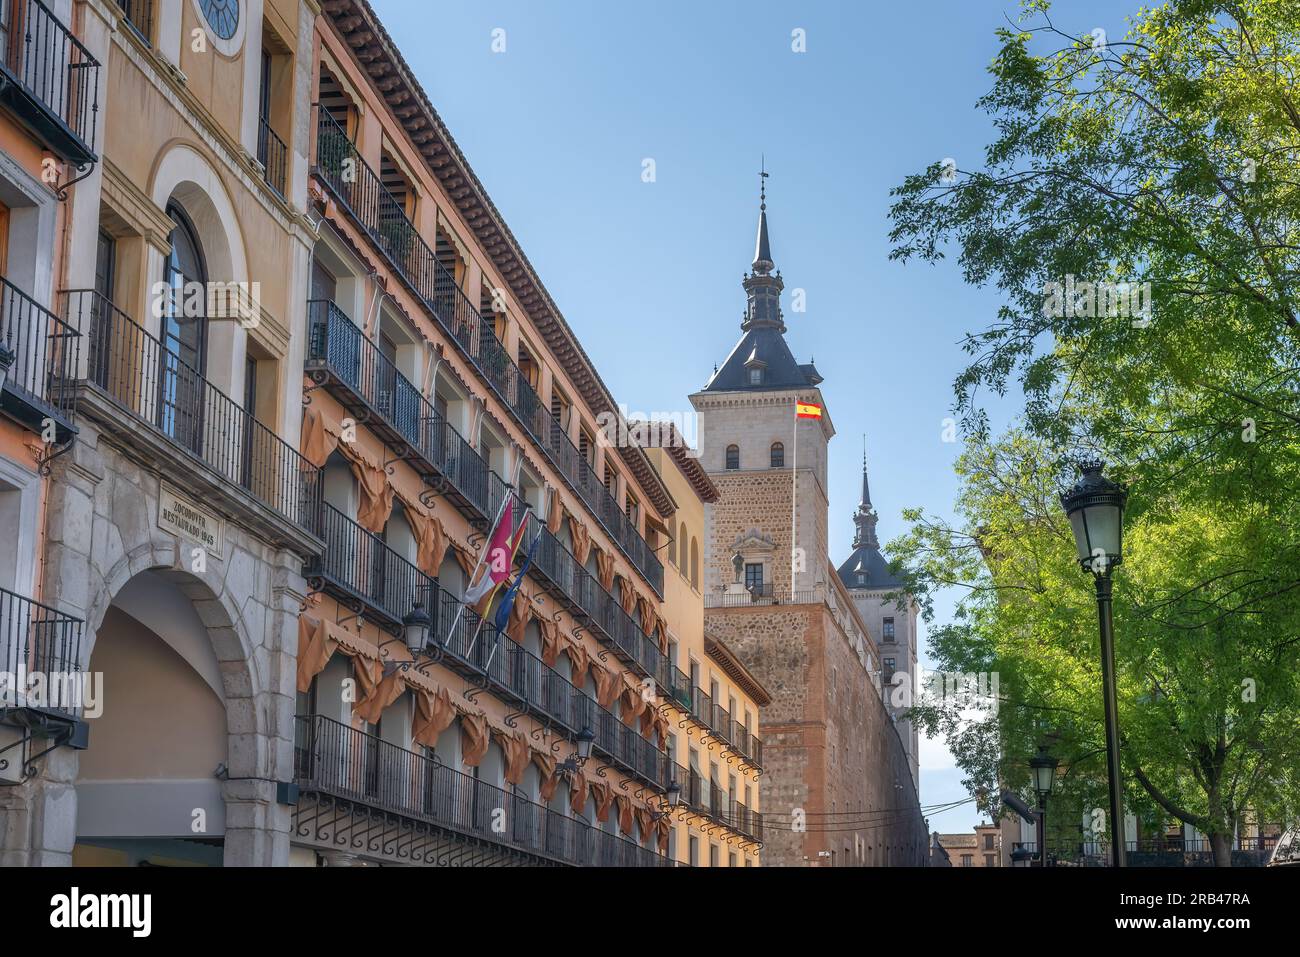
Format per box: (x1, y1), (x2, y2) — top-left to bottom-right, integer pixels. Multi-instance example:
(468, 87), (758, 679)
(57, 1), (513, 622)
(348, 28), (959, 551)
(887, 0), (1300, 857)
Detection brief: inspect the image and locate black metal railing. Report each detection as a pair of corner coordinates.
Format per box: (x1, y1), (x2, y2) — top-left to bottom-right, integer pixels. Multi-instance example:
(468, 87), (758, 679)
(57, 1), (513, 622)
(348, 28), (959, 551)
(63, 290), (321, 535)
(114, 0), (152, 44)
(312, 105), (663, 596)
(422, 574), (671, 791)
(257, 115), (287, 197)
(293, 713), (669, 867)
(306, 298), (492, 518)
(0, 0), (99, 161)
(0, 584), (84, 719)
(677, 764), (763, 840)
(0, 276), (79, 424)
(310, 503), (425, 628)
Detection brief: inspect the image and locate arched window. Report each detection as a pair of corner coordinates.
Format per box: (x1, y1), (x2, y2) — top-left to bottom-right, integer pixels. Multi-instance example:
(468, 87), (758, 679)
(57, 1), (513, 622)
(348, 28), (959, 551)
(725, 445), (739, 470)
(690, 538), (700, 590)
(770, 442), (784, 468)
(678, 521), (688, 571)
(162, 204), (208, 451)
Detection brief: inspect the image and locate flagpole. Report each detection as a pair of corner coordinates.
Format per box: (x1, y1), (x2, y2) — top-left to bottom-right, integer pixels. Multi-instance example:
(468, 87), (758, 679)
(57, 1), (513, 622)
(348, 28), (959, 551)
(465, 503), (533, 663)
(481, 526), (541, 673)
(442, 492), (512, 650)
(791, 400), (798, 603)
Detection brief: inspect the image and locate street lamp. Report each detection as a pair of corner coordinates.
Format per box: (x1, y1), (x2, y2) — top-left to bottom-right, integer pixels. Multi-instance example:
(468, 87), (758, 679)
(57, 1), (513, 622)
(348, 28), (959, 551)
(666, 780), (682, 808)
(1029, 745), (1059, 868)
(575, 726), (595, 762)
(1061, 460), (1128, 868)
(401, 600), (431, 654)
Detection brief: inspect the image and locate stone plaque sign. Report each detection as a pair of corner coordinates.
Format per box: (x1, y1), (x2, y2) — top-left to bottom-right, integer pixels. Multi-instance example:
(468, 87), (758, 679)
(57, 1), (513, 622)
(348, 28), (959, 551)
(158, 484), (223, 559)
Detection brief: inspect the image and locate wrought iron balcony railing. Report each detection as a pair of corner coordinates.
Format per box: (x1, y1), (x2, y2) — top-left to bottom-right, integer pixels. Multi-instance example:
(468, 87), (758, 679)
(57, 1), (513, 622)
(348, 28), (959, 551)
(309, 502), (427, 632)
(423, 574), (671, 790)
(0, 276), (78, 440)
(293, 713), (670, 867)
(64, 290), (322, 536)
(306, 298), (492, 520)
(257, 115), (287, 197)
(114, 0), (152, 44)
(0, 0), (99, 164)
(676, 764), (762, 841)
(311, 106), (663, 596)
(0, 584), (84, 720)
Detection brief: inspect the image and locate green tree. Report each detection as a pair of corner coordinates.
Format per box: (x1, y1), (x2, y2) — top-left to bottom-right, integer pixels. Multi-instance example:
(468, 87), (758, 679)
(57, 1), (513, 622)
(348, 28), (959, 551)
(886, 0), (1300, 865)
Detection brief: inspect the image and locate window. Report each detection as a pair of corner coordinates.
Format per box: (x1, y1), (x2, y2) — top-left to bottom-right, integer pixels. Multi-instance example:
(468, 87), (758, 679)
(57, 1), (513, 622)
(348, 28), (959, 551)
(770, 442), (784, 468)
(856, 573), (865, 585)
(985, 854), (996, 867)
(162, 204), (208, 452)
(678, 521), (688, 571)
(744, 562), (763, 591)
(729, 851), (737, 867)
(961, 854), (973, 867)
(625, 490), (639, 526)
(725, 445), (739, 470)
(883, 617), (896, 642)
(709, 844), (720, 867)
(690, 538), (699, 590)
(748, 368), (761, 385)
(884, 657), (896, 677)
(984, 834), (995, 850)
(689, 836), (699, 866)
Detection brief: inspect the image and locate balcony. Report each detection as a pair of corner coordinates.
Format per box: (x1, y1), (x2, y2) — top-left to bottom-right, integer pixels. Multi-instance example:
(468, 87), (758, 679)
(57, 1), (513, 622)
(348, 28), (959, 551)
(309, 502), (428, 632)
(424, 575), (670, 791)
(520, 509), (666, 682)
(63, 290), (322, 551)
(677, 765), (763, 841)
(311, 107), (663, 596)
(0, 276), (78, 443)
(306, 298), (492, 521)
(293, 713), (670, 867)
(257, 115), (287, 197)
(0, 0), (99, 166)
(0, 584), (83, 721)
(114, 1), (151, 45)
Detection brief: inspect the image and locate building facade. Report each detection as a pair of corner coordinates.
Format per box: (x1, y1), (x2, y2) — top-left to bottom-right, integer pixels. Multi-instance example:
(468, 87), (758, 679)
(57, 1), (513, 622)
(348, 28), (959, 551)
(638, 427), (766, 865)
(934, 825), (1001, 868)
(837, 453), (920, 790)
(691, 190), (928, 866)
(2, 0), (760, 867)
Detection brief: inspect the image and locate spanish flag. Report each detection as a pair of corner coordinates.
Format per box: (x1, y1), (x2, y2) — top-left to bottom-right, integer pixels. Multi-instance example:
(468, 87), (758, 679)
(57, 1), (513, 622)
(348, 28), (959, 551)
(796, 401), (822, 419)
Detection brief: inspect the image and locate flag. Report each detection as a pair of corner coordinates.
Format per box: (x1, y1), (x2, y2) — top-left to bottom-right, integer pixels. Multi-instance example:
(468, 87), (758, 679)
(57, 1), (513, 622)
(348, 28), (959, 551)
(463, 499), (516, 606)
(796, 401), (822, 419)
(493, 530), (542, 633)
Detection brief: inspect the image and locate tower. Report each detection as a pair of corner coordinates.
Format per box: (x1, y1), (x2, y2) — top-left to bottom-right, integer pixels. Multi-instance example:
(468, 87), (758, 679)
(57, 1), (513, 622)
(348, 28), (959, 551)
(837, 440), (922, 790)
(692, 178), (929, 866)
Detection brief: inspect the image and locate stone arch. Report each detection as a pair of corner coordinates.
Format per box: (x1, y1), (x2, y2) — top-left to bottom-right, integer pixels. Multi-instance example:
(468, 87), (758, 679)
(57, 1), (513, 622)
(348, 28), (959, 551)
(34, 425), (297, 865)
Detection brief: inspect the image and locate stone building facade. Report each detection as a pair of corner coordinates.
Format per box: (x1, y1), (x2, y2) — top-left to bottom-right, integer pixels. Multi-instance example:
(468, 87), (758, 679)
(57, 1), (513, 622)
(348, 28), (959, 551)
(691, 188), (928, 866)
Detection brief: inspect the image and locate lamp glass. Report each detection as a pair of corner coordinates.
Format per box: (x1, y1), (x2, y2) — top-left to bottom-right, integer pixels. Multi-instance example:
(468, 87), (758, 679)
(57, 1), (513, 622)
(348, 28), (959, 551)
(576, 727), (594, 760)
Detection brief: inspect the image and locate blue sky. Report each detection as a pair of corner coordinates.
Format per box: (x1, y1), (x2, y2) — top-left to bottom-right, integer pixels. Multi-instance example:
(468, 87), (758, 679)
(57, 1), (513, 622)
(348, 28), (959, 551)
(372, 0), (1144, 835)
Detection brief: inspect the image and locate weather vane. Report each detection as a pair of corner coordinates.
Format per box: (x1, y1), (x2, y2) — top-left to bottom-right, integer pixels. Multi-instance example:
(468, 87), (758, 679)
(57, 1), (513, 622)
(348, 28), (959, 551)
(760, 155), (768, 208)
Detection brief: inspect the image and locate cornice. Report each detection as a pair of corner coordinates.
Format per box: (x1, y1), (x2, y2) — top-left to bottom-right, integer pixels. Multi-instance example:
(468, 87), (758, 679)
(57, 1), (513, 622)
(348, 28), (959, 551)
(321, 0), (674, 520)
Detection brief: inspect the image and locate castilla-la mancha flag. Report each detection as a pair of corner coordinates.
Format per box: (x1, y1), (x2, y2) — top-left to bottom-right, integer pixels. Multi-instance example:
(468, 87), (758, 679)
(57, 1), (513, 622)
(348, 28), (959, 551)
(462, 500), (530, 615)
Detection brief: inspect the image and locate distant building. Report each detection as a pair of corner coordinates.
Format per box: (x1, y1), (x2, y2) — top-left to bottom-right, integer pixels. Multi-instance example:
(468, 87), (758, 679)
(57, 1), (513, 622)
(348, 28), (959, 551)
(936, 824), (1002, 867)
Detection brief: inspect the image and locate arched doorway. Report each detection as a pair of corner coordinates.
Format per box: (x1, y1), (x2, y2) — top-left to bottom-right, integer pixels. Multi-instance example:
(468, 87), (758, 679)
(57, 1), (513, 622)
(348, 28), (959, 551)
(72, 568), (257, 866)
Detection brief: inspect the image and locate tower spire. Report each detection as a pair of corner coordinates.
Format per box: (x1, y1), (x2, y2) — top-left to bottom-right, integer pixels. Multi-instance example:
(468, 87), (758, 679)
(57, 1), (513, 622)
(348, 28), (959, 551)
(853, 436), (879, 549)
(753, 157), (773, 273)
(741, 163), (783, 333)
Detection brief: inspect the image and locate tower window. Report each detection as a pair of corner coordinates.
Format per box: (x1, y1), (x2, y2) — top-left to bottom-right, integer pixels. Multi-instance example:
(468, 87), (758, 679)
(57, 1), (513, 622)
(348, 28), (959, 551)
(770, 442), (784, 468)
(748, 368), (762, 385)
(744, 563), (763, 591)
(725, 445), (739, 470)
(883, 617), (896, 641)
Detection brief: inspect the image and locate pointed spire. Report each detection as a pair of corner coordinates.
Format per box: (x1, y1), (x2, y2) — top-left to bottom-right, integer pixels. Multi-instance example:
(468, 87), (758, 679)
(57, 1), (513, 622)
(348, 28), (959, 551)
(741, 162), (785, 333)
(753, 159), (774, 273)
(853, 435), (880, 550)
(860, 434), (873, 509)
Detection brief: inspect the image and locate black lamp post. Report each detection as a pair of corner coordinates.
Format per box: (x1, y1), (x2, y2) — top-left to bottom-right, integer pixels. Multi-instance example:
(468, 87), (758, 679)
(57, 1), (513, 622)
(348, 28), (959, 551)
(1060, 461), (1128, 868)
(1029, 745), (1059, 868)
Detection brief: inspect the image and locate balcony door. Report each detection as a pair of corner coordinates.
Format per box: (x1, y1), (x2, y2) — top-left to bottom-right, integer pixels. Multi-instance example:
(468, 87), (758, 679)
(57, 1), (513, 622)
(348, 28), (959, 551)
(159, 205), (208, 454)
